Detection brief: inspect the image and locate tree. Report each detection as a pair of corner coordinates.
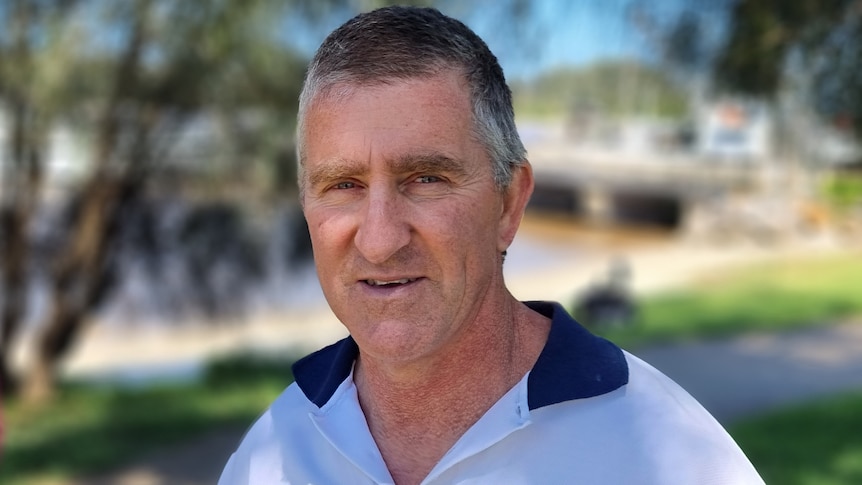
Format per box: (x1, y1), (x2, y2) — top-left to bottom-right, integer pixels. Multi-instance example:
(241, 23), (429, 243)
(715, 0), (862, 136)
(0, 0), (308, 401)
(512, 61), (689, 119)
(0, 0), (83, 398)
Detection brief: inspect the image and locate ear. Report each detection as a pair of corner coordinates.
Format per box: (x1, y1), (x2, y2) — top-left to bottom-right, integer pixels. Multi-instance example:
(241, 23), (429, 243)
(497, 161), (534, 253)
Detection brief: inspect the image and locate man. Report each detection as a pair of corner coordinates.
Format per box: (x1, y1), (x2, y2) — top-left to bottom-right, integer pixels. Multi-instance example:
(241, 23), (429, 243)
(220, 6), (763, 484)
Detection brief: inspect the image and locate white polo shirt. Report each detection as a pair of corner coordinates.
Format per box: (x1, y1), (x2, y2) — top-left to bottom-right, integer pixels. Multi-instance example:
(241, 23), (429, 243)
(219, 301), (764, 484)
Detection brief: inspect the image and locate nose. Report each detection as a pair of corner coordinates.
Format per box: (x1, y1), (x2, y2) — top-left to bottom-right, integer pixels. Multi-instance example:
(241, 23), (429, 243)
(354, 188), (411, 264)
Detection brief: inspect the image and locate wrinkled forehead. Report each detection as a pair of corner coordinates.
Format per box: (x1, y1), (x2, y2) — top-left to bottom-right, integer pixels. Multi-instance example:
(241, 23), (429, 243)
(298, 68), (474, 155)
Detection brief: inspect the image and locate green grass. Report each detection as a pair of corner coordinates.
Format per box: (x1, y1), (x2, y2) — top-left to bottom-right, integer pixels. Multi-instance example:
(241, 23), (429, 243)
(732, 391), (862, 485)
(821, 173), (862, 210)
(589, 252), (862, 349)
(1, 353), (296, 485)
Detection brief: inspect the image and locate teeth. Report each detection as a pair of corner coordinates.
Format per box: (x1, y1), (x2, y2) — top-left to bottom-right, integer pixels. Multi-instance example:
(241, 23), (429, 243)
(366, 278), (415, 286)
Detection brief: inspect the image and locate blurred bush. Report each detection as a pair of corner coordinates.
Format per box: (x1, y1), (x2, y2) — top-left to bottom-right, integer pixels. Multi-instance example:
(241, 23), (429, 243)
(204, 352), (297, 389)
(822, 173), (862, 210)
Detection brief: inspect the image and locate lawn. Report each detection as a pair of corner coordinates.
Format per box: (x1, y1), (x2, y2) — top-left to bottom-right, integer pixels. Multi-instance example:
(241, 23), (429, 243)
(732, 391), (862, 485)
(1, 354), (296, 485)
(589, 251), (862, 349)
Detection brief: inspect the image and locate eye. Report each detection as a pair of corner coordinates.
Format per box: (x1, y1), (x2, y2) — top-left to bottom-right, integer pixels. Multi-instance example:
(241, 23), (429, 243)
(415, 175), (441, 184)
(334, 181), (355, 190)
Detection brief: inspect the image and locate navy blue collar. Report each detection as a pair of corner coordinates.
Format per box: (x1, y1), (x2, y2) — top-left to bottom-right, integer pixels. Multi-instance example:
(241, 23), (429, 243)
(292, 301), (628, 410)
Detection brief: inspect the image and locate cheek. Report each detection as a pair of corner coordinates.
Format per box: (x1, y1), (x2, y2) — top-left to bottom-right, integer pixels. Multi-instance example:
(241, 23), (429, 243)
(308, 207), (350, 241)
(306, 212), (351, 268)
(427, 202), (499, 254)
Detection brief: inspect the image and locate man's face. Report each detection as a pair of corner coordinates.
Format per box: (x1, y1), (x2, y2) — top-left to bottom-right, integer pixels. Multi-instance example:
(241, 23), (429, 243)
(301, 71), (530, 366)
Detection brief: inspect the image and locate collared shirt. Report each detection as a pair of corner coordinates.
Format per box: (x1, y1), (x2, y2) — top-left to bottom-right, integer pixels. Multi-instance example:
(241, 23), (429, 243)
(219, 301), (764, 484)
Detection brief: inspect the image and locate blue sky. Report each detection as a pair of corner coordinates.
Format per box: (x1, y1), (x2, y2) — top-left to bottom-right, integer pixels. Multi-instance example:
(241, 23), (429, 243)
(476, 1), (650, 79)
(477, 0), (731, 80)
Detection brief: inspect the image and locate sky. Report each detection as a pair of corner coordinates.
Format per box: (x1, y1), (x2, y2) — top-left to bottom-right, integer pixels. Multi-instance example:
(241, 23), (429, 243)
(477, 1), (651, 80)
(478, 0), (732, 81)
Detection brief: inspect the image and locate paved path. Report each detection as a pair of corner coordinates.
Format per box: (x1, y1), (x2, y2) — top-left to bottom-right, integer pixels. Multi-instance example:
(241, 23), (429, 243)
(75, 318), (862, 485)
(636, 318), (862, 424)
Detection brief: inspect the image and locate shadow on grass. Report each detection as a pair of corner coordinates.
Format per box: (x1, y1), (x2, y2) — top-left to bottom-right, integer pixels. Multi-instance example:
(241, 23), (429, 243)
(2, 353), (297, 485)
(732, 391), (862, 485)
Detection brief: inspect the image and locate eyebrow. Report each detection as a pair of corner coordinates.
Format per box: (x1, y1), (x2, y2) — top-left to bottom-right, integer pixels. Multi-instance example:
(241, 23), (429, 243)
(306, 158), (364, 189)
(306, 152), (469, 188)
(390, 153), (469, 178)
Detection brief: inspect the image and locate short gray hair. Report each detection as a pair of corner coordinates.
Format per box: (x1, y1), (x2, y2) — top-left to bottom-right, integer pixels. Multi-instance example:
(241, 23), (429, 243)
(297, 6), (526, 190)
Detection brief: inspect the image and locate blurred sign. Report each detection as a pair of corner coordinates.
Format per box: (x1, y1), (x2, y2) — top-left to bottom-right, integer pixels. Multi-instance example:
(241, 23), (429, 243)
(698, 100), (771, 161)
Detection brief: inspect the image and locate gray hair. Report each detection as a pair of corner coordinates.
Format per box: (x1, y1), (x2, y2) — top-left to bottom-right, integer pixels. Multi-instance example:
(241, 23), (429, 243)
(297, 6), (526, 190)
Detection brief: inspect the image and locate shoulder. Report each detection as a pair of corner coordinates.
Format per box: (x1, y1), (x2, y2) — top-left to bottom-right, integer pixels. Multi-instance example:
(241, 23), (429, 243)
(516, 351), (764, 483)
(516, 301), (764, 484)
(621, 350), (758, 457)
(624, 350), (764, 483)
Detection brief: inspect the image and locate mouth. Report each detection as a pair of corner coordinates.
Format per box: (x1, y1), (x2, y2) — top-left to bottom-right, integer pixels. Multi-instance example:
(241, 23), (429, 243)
(363, 278), (419, 287)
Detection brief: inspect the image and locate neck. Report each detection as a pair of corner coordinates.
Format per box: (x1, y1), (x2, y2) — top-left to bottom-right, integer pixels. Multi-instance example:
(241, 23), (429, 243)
(354, 297), (550, 485)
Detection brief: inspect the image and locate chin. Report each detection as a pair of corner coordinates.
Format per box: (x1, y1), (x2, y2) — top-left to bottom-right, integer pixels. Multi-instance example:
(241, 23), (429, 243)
(352, 320), (442, 362)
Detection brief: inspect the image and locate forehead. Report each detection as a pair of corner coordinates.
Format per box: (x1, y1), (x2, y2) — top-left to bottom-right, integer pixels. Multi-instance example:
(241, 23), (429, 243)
(306, 71), (472, 129)
(301, 72), (483, 173)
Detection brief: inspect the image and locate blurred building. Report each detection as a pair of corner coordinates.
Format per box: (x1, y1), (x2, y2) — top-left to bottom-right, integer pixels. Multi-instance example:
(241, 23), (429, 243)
(697, 99), (772, 162)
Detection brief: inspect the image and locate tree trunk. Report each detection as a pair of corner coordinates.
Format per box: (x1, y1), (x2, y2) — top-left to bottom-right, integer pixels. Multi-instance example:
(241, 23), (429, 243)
(29, 287), (83, 401)
(21, 176), (132, 402)
(0, 208), (27, 395)
(0, 87), (45, 398)
(19, 0), (150, 402)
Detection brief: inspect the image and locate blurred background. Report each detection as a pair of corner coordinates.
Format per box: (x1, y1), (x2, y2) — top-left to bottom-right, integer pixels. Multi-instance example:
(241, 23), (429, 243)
(1, 1), (861, 484)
